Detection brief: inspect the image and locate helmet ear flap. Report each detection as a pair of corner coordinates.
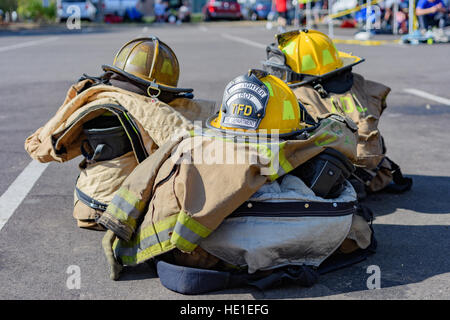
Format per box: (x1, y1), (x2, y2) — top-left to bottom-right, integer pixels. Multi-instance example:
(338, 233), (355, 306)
(266, 43), (286, 65)
(262, 44), (291, 82)
(248, 69), (269, 79)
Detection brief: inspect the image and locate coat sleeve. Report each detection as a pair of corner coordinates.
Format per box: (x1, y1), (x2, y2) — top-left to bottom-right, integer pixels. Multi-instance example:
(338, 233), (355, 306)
(97, 137), (182, 241)
(24, 79), (95, 163)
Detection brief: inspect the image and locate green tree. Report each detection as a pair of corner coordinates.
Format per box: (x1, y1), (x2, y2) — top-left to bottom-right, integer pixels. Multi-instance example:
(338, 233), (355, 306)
(17, 0), (56, 22)
(0, 0), (18, 12)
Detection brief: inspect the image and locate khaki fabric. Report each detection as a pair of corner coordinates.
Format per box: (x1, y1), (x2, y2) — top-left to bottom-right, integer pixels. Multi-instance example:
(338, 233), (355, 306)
(24, 79), (216, 228)
(173, 247), (220, 269)
(73, 201), (106, 230)
(169, 98), (216, 126)
(98, 114), (359, 265)
(339, 214), (373, 254)
(292, 73), (391, 191)
(25, 80), (214, 163)
(73, 152), (139, 227)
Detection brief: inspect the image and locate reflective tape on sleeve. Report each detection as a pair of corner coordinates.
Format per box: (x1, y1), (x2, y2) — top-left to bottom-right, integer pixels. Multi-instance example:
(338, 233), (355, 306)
(114, 215), (178, 265)
(170, 211), (212, 252)
(105, 187), (146, 230)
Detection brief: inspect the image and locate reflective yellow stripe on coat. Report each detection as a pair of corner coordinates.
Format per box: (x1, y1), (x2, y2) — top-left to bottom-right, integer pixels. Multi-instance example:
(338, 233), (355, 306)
(113, 210), (212, 265)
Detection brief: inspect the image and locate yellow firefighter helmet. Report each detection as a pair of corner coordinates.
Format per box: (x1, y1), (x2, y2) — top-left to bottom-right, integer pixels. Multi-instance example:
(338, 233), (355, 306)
(276, 29), (363, 77)
(102, 37), (192, 98)
(207, 70), (307, 137)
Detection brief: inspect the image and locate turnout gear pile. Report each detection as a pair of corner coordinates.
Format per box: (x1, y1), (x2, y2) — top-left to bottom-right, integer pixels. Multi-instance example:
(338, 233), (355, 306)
(25, 32), (412, 294)
(98, 70), (376, 293)
(263, 29), (412, 195)
(25, 38), (215, 230)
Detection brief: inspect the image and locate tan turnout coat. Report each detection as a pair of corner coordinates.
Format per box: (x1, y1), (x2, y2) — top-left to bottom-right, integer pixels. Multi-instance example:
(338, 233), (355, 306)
(97, 115), (366, 266)
(25, 79), (216, 228)
(292, 73), (393, 191)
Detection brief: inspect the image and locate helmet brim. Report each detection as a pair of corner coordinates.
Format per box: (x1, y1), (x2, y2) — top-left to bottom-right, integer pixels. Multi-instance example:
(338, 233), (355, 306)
(286, 53), (364, 89)
(312, 51), (363, 79)
(338, 51), (363, 70)
(102, 64), (193, 94)
(206, 113), (315, 138)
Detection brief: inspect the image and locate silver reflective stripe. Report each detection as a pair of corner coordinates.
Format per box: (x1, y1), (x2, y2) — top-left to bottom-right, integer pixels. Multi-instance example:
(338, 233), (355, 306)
(173, 221), (202, 245)
(115, 227), (172, 257)
(200, 215), (352, 273)
(110, 195), (141, 220)
(275, 165), (286, 178)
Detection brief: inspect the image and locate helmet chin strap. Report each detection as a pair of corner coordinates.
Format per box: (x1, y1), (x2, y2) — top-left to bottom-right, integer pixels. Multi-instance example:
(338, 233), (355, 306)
(101, 65), (194, 103)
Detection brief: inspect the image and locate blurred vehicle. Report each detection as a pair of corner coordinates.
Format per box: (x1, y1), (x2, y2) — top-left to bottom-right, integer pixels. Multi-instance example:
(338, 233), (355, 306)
(203, 0), (242, 21)
(57, 0), (97, 21)
(99, 0), (143, 21)
(248, 0), (272, 20)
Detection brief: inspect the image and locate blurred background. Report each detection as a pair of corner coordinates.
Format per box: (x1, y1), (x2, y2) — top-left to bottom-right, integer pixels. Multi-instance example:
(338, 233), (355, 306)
(1, 0), (449, 38)
(0, 0), (449, 301)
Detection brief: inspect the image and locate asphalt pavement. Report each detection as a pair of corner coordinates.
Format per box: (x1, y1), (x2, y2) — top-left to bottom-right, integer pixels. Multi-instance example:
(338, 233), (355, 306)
(0, 22), (449, 300)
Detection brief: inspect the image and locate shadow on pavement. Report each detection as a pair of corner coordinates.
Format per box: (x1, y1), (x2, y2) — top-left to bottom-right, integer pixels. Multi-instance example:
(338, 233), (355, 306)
(364, 174), (450, 216)
(118, 262), (158, 281)
(204, 223), (450, 299)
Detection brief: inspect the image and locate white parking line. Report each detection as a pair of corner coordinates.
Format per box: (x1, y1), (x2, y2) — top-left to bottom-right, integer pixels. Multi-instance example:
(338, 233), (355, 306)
(220, 33), (266, 49)
(404, 88), (450, 106)
(0, 37), (59, 53)
(0, 161), (49, 231)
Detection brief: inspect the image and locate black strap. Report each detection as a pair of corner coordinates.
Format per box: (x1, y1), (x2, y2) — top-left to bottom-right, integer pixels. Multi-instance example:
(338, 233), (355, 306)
(102, 65), (194, 103)
(80, 140), (106, 163)
(76, 72), (114, 94)
(77, 70), (193, 104)
(75, 185), (108, 213)
(313, 82), (329, 98)
(298, 101), (317, 125)
(353, 157), (413, 193)
(114, 110), (148, 163)
(383, 157), (413, 193)
(356, 204), (374, 223)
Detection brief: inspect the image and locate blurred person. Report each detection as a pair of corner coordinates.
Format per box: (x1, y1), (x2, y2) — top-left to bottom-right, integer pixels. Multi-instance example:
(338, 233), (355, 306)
(416, 0), (448, 31)
(312, 0), (324, 27)
(379, 0), (395, 30)
(396, 6), (408, 33)
(154, 0), (168, 22)
(275, 0), (288, 32)
(286, 0), (295, 25)
(177, 0), (191, 23)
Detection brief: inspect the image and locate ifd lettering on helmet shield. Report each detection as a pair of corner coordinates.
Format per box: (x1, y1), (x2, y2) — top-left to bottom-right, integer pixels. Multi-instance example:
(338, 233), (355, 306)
(220, 74), (270, 131)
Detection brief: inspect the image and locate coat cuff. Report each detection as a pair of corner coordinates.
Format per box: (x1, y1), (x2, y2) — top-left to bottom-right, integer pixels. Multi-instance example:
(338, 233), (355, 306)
(98, 212), (134, 242)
